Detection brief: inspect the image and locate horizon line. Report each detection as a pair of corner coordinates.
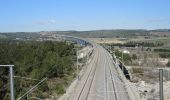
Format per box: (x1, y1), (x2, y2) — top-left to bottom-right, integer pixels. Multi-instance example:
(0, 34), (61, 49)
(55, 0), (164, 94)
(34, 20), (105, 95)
(0, 28), (170, 33)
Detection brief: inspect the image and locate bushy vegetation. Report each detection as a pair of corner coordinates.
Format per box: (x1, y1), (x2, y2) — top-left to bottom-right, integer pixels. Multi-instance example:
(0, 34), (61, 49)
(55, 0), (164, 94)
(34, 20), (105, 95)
(111, 41), (164, 47)
(166, 61), (170, 67)
(154, 48), (170, 52)
(159, 53), (170, 58)
(154, 48), (170, 59)
(0, 40), (76, 99)
(114, 49), (132, 64)
(132, 54), (137, 60)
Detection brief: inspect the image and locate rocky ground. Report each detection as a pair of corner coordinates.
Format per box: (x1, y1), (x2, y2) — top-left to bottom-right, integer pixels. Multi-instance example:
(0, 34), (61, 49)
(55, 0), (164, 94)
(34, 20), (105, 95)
(128, 66), (170, 100)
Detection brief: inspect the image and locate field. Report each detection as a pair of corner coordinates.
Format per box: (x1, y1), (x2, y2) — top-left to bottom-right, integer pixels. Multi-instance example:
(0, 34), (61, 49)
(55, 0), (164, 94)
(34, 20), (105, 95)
(88, 38), (125, 44)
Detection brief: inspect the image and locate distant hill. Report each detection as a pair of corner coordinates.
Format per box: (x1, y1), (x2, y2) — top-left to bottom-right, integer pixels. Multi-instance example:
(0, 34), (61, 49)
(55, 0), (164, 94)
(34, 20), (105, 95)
(0, 32), (41, 40)
(150, 29), (170, 32)
(1, 29), (170, 39)
(150, 29), (170, 37)
(48, 29), (150, 38)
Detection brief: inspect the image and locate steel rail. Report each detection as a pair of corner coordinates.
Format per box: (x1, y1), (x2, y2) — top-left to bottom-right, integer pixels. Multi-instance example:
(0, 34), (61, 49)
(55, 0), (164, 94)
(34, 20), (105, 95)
(76, 49), (99, 100)
(106, 52), (118, 100)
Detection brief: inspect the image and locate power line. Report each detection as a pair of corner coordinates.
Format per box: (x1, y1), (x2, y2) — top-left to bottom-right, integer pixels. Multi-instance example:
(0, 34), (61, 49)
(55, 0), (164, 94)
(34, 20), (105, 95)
(17, 77), (47, 100)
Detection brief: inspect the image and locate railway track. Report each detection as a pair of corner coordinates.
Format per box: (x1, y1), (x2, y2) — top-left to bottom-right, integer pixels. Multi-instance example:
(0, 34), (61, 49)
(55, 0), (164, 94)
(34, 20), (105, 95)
(107, 57), (118, 100)
(69, 45), (129, 100)
(103, 49), (118, 100)
(75, 49), (99, 100)
(104, 55), (108, 100)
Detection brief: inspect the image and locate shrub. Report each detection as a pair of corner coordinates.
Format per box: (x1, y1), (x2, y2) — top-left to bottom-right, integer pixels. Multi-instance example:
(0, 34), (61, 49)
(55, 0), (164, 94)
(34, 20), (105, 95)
(154, 48), (170, 52)
(132, 54), (137, 60)
(131, 67), (144, 76)
(167, 61), (170, 67)
(55, 84), (65, 94)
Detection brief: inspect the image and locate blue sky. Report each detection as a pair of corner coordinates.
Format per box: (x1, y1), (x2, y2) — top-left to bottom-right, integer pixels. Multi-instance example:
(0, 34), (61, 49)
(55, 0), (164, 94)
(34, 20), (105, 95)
(0, 0), (170, 32)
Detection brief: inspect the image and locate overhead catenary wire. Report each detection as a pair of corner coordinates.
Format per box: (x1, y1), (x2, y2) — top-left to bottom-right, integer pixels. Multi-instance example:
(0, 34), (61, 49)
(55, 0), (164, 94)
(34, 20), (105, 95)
(17, 77), (47, 100)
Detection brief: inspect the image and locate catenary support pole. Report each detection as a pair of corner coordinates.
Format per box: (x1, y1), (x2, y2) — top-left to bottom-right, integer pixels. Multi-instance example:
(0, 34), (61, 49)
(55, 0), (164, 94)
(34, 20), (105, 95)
(159, 69), (163, 100)
(0, 65), (15, 100)
(77, 48), (79, 80)
(122, 48), (124, 72)
(9, 65), (15, 100)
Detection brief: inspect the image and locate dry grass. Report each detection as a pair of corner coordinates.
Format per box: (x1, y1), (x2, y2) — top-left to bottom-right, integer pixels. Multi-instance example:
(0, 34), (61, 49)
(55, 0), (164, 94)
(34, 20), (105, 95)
(130, 67), (159, 84)
(88, 38), (125, 44)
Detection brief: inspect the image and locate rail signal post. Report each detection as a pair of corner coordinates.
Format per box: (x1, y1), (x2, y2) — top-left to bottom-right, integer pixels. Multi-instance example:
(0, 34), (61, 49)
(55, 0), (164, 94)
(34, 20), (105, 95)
(0, 65), (15, 100)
